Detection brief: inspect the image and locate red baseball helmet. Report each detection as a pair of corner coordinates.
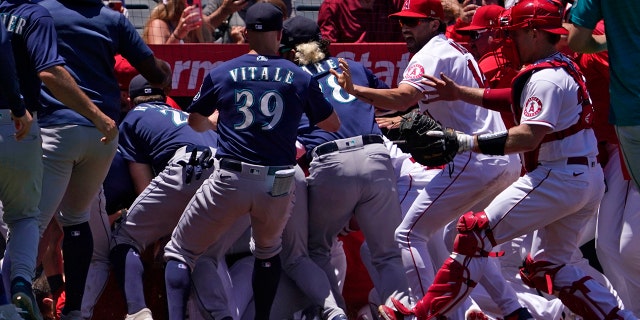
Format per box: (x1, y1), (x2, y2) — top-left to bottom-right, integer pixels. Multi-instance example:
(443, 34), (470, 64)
(503, 0), (568, 35)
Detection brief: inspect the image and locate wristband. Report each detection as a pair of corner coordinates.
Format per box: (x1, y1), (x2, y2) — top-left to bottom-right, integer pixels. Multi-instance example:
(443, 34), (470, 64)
(477, 130), (508, 155)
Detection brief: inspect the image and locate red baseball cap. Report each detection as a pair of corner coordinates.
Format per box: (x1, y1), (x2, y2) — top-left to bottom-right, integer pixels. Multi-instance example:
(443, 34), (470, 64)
(389, 0), (445, 21)
(457, 5), (505, 32)
(114, 55), (138, 91)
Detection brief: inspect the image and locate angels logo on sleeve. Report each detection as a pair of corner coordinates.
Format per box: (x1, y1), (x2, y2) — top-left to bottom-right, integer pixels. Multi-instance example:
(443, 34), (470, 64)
(523, 96), (543, 118)
(403, 63), (425, 81)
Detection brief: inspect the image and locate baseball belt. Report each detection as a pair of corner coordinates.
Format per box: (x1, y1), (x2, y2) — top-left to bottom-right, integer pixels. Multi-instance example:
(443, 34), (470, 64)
(218, 157), (291, 175)
(313, 134), (384, 157)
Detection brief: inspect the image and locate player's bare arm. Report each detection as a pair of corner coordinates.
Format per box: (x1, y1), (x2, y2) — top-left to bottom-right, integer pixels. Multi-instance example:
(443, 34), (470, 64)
(128, 161), (154, 194)
(315, 110), (341, 132)
(566, 23), (607, 54)
(329, 58), (423, 111)
(135, 56), (173, 89)
(446, 122), (550, 156)
(500, 123), (552, 154)
(39, 65), (118, 144)
(188, 112), (216, 132)
(12, 111), (33, 141)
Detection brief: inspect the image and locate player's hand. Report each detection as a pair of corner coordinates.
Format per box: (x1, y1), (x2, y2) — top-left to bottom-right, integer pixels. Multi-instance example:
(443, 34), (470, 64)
(421, 72), (462, 103)
(329, 58), (355, 95)
(375, 115), (402, 130)
(12, 111), (33, 141)
(94, 114), (118, 144)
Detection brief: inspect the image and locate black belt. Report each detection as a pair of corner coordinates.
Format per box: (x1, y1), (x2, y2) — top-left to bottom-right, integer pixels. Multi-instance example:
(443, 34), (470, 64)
(218, 158), (290, 175)
(314, 134), (384, 157)
(567, 156), (596, 167)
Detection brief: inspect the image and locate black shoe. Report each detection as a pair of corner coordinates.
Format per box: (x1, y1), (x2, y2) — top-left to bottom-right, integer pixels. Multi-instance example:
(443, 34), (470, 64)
(11, 278), (42, 320)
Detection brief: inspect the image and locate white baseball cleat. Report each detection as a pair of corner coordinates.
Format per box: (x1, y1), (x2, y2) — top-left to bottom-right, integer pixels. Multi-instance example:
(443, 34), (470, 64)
(124, 307), (153, 320)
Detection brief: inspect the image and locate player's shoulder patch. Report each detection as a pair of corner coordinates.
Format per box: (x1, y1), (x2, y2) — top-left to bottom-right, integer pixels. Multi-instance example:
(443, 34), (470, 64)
(523, 96), (543, 117)
(404, 63), (425, 81)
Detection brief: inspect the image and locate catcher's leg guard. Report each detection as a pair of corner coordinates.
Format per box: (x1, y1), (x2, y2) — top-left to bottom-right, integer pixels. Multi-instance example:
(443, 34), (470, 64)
(519, 257), (629, 320)
(394, 212), (497, 320)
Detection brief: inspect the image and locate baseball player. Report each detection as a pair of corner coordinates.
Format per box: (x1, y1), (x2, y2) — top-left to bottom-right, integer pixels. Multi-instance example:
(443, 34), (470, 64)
(33, 0), (171, 317)
(0, 0), (133, 318)
(329, 0), (523, 318)
(279, 15), (412, 319)
(0, 21), (41, 320)
(570, 20), (640, 316)
(189, 164), (349, 319)
(392, 1), (637, 318)
(162, 3), (339, 319)
(567, 0), (640, 192)
(103, 74), (217, 320)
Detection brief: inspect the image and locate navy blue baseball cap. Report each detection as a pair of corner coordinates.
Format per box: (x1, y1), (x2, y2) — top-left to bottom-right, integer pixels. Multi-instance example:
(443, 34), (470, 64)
(129, 74), (165, 100)
(281, 16), (321, 51)
(245, 3), (283, 32)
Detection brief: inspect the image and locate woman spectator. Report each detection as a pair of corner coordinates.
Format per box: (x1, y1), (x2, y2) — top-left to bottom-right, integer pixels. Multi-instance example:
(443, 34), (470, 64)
(143, 0), (213, 44)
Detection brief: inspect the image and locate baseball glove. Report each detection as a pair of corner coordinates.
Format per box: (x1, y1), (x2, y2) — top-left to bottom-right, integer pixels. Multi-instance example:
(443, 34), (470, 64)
(394, 111), (459, 167)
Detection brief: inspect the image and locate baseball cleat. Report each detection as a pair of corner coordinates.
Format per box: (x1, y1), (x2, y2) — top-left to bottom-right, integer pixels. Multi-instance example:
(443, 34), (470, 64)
(465, 308), (489, 320)
(124, 307), (153, 320)
(378, 304), (404, 320)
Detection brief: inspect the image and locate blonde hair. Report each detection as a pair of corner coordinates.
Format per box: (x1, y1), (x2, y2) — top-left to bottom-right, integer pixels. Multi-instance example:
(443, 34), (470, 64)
(294, 38), (332, 66)
(143, 0), (213, 43)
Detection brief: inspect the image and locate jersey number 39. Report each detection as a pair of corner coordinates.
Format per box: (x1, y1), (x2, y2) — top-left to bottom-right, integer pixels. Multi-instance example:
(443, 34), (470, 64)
(234, 89), (284, 131)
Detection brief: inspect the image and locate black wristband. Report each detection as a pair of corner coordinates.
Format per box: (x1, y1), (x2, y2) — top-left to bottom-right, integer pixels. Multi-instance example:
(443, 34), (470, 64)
(477, 130), (508, 155)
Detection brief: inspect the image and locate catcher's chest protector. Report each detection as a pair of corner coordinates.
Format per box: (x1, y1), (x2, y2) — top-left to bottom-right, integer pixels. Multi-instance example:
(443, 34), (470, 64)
(510, 56), (594, 172)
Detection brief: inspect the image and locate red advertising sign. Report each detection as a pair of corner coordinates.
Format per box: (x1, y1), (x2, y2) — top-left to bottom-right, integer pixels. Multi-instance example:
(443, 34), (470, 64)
(149, 43), (409, 97)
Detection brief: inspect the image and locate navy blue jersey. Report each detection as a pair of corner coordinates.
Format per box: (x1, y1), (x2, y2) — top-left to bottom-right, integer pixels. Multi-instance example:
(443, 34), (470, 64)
(119, 103), (219, 175)
(297, 57), (388, 155)
(37, 0), (154, 127)
(0, 23), (25, 116)
(187, 53), (334, 166)
(103, 150), (136, 215)
(0, 0), (65, 113)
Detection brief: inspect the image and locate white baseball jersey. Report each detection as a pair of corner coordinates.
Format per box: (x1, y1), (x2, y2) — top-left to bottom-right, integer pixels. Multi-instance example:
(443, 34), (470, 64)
(401, 34), (507, 137)
(519, 53), (598, 162)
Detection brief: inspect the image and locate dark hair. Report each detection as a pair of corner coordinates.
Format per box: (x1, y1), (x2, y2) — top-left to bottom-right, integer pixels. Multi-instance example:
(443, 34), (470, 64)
(132, 95), (166, 106)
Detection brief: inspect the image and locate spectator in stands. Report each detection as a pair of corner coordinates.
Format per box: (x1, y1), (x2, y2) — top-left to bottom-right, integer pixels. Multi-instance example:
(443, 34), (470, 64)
(143, 0), (213, 44)
(317, 0), (403, 43)
(202, 0), (248, 43)
(202, 0), (288, 43)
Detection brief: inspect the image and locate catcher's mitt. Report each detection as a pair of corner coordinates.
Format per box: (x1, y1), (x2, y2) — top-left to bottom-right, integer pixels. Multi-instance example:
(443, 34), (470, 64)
(394, 111), (459, 167)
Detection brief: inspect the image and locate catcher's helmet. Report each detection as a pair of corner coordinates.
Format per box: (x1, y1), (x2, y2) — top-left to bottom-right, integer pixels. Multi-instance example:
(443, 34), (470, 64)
(503, 0), (567, 35)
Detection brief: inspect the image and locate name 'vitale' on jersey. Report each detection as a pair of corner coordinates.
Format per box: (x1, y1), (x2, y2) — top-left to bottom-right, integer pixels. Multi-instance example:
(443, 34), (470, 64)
(228, 64), (295, 84)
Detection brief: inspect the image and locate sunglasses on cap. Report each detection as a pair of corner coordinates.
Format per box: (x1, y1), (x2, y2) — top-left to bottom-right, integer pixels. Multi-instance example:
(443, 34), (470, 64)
(398, 18), (431, 28)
